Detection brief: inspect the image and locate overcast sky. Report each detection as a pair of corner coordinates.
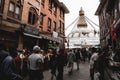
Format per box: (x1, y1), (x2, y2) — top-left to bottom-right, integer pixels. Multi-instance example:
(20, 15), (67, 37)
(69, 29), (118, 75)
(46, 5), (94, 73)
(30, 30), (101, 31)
(60, 0), (100, 35)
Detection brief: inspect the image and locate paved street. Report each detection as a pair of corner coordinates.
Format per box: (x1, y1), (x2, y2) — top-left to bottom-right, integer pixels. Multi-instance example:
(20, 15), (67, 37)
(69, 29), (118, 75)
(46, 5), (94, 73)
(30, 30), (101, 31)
(43, 62), (90, 80)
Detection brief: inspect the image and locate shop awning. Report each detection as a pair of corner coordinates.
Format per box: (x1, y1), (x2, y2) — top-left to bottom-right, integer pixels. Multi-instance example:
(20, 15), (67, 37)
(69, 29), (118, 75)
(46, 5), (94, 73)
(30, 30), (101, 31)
(23, 33), (42, 39)
(41, 34), (61, 43)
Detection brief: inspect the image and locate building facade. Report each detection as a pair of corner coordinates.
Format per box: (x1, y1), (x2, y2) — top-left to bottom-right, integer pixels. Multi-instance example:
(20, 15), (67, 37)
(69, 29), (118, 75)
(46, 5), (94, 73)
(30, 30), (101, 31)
(0, 0), (69, 51)
(95, 0), (120, 49)
(39, 0), (69, 50)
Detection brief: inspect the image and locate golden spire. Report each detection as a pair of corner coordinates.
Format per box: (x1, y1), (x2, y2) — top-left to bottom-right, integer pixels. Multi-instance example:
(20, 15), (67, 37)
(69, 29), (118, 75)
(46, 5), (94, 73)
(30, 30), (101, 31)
(77, 7), (87, 27)
(79, 7), (84, 16)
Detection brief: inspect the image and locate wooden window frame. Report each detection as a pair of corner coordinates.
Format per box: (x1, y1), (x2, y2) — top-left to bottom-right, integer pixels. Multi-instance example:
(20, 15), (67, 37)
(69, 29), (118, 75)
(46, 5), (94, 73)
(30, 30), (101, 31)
(8, 0), (22, 20)
(47, 18), (51, 31)
(60, 8), (64, 18)
(28, 7), (37, 25)
(40, 13), (44, 26)
(59, 20), (61, 33)
(53, 21), (56, 31)
(48, 0), (52, 10)
(53, 4), (57, 16)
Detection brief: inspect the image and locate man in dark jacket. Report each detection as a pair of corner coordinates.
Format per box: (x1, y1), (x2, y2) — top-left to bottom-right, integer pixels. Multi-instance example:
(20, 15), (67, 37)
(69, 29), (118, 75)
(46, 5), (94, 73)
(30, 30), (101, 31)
(56, 48), (65, 80)
(0, 40), (23, 80)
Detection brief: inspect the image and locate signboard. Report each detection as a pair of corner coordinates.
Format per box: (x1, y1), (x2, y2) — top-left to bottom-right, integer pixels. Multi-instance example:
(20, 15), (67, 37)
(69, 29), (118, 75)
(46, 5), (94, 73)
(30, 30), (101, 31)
(24, 25), (39, 36)
(53, 31), (58, 38)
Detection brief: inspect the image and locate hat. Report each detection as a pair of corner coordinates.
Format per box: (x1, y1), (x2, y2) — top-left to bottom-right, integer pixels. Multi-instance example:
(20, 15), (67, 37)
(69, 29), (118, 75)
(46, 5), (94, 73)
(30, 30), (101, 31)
(33, 45), (40, 52)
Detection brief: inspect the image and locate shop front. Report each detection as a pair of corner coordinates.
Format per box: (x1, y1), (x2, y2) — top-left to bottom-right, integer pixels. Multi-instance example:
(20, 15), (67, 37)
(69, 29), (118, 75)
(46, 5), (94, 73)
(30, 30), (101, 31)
(17, 25), (61, 52)
(0, 30), (18, 50)
(19, 25), (41, 51)
(39, 34), (60, 53)
(0, 20), (20, 50)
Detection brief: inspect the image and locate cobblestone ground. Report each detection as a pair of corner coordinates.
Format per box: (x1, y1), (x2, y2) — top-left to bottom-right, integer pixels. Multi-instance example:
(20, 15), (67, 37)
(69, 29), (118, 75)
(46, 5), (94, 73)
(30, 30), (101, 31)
(43, 62), (90, 80)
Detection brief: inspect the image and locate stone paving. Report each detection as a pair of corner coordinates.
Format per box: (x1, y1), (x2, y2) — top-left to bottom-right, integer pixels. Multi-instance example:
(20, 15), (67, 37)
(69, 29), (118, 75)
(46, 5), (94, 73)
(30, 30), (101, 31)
(43, 62), (90, 80)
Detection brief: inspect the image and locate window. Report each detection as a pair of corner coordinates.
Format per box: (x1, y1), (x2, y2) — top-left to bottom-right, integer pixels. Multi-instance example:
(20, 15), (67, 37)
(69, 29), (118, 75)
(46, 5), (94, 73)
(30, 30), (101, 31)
(62, 22), (64, 34)
(53, 21), (56, 31)
(47, 18), (51, 30)
(15, 6), (20, 18)
(53, 4), (57, 16)
(59, 21), (64, 34)
(40, 13), (44, 25)
(28, 7), (37, 25)
(9, 3), (14, 12)
(59, 20), (61, 33)
(0, 0), (4, 13)
(60, 22), (64, 34)
(8, 0), (22, 19)
(41, 0), (45, 5)
(48, 0), (52, 9)
(60, 8), (64, 18)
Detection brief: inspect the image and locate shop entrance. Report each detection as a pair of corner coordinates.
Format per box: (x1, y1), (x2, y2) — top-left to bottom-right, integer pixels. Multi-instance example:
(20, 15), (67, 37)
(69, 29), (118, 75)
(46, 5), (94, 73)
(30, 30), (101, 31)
(23, 36), (38, 50)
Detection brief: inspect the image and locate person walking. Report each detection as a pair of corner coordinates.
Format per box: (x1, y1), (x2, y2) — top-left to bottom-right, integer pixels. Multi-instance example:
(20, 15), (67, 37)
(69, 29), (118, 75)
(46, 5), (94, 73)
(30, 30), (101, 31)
(0, 40), (23, 80)
(89, 48), (99, 80)
(48, 49), (58, 80)
(28, 45), (44, 80)
(56, 48), (65, 80)
(67, 49), (76, 75)
(75, 49), (81, 70)
(95, 49), (105, 80)
(19, 49), (28, 78)
(9, 47), (21, 75)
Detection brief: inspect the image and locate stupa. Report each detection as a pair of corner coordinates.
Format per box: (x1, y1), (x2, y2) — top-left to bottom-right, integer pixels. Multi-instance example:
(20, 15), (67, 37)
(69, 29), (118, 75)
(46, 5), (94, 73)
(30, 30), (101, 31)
(66, 7), (100, 48)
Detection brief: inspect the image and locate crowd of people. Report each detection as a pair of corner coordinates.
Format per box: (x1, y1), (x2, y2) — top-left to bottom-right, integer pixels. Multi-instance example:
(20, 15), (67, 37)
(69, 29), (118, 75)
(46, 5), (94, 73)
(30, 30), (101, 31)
(89, 47), (120, 80)
(66, 47), (120, 80)
(0, 40), (67, 80)
(0, 40), (91, 80)
(0, 39), (120, 80)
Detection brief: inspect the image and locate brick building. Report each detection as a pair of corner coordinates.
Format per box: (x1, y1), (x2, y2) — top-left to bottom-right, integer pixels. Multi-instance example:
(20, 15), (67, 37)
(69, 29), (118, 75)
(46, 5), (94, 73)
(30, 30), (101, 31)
(0, 0), (69, 51)
(39, 0), (69, 50)
(95, 0), (120, 49)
